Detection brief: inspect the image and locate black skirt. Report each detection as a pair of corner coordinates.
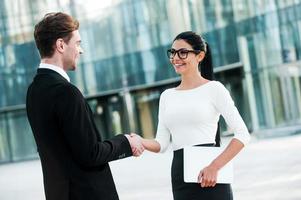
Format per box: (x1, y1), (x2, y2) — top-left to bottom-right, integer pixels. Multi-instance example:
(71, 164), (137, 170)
(171, 144), (233, 200)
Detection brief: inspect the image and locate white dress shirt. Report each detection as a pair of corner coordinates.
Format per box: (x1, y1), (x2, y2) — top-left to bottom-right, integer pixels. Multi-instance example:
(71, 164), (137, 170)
(39, 63), (70, 82)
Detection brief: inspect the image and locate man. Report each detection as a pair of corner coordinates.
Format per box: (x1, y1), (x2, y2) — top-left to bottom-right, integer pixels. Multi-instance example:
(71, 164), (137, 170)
(26, 12), (144, 200)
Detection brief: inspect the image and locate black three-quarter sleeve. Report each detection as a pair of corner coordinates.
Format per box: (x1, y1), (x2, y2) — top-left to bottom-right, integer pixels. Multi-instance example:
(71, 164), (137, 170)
(54, 83), (132, 167)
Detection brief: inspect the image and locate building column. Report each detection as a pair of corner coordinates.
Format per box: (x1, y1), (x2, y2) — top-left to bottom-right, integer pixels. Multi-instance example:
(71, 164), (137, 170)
(238, 36), (259, 132)
(256, 36), (276, 127)
(120, 76), (137, 132)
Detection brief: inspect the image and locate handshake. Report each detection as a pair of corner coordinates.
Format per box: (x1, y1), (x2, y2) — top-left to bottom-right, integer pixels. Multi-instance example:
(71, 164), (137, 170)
(125, 133), (145, 157)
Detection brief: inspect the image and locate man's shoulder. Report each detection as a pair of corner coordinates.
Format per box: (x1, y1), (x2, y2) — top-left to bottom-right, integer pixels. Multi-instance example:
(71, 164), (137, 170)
(56, 82), (83, 98)
(33, 73), (76, 91)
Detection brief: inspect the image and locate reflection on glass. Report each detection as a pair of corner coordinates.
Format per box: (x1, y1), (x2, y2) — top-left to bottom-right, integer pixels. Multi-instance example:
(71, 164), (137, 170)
(7, 110), (37, 161)
(1, 0), (301, 163)
(0, 114), (10, 162)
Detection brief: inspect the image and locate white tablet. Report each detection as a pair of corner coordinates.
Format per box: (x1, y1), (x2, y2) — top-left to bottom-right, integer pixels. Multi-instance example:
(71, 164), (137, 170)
(183, 146), (233, 183)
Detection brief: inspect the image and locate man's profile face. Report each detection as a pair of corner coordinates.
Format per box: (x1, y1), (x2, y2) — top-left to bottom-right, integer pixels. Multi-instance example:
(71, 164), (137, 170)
(63, 30), (83, 71)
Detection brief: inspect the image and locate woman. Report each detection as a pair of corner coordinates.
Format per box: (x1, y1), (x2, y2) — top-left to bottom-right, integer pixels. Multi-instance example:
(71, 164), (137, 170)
(138, 31), (250, 200)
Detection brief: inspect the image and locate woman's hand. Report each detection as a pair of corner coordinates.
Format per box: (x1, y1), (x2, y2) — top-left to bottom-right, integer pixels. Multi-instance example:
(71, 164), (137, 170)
(197, 138), (245, 187)
(198, 164), (219, 187)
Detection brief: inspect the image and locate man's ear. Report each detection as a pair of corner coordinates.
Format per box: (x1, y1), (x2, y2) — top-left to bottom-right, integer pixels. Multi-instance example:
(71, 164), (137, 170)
(197, 51), (205, 63)
(56, 39), (65, 53)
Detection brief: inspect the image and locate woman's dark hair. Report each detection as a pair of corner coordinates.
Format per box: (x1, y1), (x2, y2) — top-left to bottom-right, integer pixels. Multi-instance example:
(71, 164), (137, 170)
(34, 12), (79, 58)
(173, 31), (220, 146)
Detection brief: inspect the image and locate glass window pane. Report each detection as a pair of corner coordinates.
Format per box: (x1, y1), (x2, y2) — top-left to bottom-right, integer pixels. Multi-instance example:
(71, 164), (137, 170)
(0, 114), (11, 163)
(7, 110), (37, 161)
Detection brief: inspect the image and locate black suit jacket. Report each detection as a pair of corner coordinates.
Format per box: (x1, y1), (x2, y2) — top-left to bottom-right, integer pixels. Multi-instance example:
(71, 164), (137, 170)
(26, 68), (132, 200)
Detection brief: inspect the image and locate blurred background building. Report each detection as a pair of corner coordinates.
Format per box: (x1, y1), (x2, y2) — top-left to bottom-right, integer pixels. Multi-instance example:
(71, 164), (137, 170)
(0, 0), (301, 163)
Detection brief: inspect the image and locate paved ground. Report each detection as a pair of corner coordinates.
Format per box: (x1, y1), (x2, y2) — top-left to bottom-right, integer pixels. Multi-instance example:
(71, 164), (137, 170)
(0, 134), (301, 200)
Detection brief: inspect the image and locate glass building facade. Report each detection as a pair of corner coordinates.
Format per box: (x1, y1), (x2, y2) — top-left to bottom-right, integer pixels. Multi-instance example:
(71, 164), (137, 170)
(1, 0), (301, 163)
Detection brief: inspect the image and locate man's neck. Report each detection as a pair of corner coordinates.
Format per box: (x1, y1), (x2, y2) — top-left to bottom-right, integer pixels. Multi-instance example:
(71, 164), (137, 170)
(41, 57), (65, 72)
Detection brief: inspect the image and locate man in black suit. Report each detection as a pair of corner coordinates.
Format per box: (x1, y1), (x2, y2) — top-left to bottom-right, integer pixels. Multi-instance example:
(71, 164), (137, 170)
(26, 12), (144, 200)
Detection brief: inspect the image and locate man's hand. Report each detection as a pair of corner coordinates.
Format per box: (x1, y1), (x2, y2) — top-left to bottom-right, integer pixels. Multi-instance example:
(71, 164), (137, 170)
(125, 133), (144, 157)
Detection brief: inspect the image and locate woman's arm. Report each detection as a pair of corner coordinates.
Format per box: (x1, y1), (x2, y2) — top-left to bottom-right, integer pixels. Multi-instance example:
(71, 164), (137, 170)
(198, 138), (244, 187)
(130, 134), (161, 153)
(142, 138), (161, 153)
(198, 82), (250, 187)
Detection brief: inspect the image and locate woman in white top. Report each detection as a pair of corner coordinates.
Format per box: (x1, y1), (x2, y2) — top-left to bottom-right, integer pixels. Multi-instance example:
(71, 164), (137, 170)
(138, 31), (250, 200)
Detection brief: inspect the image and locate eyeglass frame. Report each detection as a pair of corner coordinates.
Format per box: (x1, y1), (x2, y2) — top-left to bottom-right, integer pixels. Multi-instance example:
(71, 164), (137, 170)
(166, 48), (202, 59)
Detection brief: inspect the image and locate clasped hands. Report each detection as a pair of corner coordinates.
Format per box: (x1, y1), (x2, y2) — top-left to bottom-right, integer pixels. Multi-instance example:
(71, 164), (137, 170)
(125, 133), (144, 157)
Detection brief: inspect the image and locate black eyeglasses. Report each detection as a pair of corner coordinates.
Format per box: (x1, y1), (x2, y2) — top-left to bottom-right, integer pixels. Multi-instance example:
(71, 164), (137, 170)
(167, 48), (201, 59)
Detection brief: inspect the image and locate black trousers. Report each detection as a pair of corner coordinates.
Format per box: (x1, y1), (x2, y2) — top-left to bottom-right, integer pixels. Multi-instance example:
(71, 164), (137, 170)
(171, 144), (233, 200)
